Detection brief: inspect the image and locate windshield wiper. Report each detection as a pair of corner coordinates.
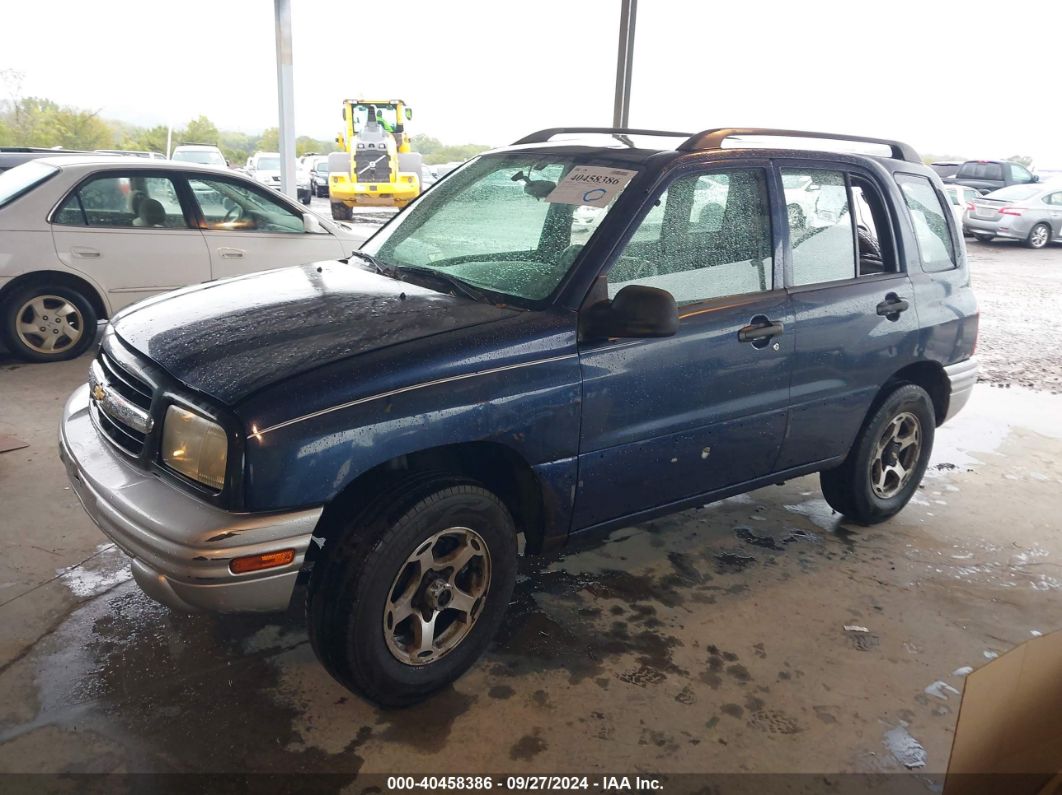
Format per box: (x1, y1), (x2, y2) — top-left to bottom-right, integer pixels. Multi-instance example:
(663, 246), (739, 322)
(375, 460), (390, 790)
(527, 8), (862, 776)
(346, 249), (394, 277)
(396, 265), (490, 304)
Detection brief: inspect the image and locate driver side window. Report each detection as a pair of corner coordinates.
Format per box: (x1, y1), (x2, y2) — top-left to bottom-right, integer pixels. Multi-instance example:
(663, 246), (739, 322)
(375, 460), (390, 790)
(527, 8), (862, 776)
(187, 177), (304, 233)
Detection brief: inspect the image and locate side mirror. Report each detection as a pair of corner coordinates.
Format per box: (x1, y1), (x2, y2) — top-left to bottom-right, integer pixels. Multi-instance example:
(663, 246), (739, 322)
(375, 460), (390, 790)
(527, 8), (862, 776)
(1032, 174), (1040, 183)
(581, 285), (678, 340)
(303, 213), (327, 234)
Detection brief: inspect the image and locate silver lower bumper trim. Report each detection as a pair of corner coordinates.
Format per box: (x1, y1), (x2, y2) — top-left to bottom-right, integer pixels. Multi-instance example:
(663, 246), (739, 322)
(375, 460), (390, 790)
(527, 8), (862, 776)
(60, 384), (321, 613)
(943, 356), (978, 423)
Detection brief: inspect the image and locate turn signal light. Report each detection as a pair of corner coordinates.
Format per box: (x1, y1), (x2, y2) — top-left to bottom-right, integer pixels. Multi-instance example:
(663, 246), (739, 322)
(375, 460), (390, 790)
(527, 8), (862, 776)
(230, 549), (295, 574)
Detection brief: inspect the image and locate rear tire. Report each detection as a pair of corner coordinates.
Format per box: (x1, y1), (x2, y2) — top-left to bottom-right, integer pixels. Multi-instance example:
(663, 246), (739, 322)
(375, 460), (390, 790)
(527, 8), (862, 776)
(820, 384), (935, 525)
(2, 284), (98, 363)
(1026, 222), (1051, 249)
(307, 475), (517, 707)
(331, 201), (352, 221)
(973, 233), (994, 243)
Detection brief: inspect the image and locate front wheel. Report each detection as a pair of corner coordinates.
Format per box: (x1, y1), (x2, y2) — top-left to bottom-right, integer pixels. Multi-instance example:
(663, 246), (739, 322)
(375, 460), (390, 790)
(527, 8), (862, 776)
(820, 384), (935, 525)
(330, 201), (352, 221)
(2, 284), (98, 362)
(307, 477), (517, 707)
(1026, 222), (1051, 249)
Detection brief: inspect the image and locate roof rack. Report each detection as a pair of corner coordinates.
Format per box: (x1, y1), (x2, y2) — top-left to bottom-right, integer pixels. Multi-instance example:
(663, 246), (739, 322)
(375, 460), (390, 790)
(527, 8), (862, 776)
(512, 127), (692, 145)
(677, 128), (921, 163)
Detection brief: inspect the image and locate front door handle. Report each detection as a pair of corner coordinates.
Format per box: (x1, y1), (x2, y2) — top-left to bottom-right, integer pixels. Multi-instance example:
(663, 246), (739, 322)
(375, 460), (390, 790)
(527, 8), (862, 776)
(71, 246), (100, 258)
(876, 293), (910, 319)
(218, 248), (245, 259)
(738, 318), (785, 345)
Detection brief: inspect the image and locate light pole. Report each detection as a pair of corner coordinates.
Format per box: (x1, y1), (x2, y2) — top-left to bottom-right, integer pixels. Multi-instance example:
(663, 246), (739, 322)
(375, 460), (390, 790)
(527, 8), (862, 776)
(274, 0), (296, 198)
(613, 0), (637, 128)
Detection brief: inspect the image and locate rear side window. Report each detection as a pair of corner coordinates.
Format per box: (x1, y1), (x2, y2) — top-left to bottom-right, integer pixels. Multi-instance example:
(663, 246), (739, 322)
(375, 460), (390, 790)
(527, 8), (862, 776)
(895, 174), (956, 272)
(54, 174), (188, 228)
(958, 163), (1003, 180)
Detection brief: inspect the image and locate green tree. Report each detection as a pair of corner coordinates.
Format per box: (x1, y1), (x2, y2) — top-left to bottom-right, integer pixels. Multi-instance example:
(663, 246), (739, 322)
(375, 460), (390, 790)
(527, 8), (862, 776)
(121, 124), (169, 154)
(258, 127), (279, 152)
(179, 115), (219, 146)
(5, 97), (112, 149)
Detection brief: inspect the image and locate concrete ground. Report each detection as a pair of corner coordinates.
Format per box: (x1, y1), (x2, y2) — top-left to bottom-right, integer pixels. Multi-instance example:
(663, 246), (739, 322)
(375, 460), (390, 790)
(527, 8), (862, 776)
(0, 241), (1060, 785)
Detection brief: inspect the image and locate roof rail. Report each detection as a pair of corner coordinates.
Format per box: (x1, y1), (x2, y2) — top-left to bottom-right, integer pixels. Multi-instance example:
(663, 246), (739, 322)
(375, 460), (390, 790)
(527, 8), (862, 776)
(678, 128), (921, 163)
(512, 127), (692, 145)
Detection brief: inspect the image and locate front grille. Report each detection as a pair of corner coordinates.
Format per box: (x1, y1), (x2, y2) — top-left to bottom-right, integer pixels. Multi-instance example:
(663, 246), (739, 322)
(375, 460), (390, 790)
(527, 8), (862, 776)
(355, 149), (392, 183)
(90, 349), (154, 458)
(91, 402), (145, 456)
(98, 351), (152, 410)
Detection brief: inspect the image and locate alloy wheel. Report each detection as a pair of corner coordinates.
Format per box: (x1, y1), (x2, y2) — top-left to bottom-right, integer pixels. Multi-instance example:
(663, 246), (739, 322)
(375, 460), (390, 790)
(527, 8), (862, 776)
(870, 411), (922, 499)
(14, 295), (84, 355)
(383, 526), (491, 666)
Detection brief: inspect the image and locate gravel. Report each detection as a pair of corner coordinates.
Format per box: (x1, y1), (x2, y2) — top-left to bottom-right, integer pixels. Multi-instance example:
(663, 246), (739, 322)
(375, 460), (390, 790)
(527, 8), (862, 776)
(965, 239), (1062, 393)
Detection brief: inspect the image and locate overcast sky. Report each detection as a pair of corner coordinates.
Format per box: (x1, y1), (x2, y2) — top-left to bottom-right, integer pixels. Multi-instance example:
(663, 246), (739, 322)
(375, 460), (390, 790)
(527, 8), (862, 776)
(3, 0), (1061, 165)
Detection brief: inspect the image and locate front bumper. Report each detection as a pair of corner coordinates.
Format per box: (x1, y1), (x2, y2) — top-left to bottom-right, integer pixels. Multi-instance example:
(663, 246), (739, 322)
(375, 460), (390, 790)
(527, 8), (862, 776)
(943, 357), (978, 423)
(59, 385), (321, 613)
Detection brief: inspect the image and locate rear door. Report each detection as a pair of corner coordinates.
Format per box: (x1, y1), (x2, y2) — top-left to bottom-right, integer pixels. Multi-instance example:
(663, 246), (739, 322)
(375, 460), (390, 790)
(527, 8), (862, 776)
(573, 163), (793, 530)
(51, 170), (211, 313)
(774, 162), (922, 470)
(184, 174), (346, 279)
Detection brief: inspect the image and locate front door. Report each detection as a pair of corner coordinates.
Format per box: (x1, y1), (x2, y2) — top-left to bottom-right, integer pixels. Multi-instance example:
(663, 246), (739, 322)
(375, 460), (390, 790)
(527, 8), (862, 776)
(51, 171), (211, 313)
(184, 175), (346, 280)
(573, 164), (793, 531)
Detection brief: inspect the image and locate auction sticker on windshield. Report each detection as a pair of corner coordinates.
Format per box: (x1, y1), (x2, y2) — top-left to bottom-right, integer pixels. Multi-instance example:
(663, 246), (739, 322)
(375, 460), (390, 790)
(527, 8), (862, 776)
(545, 166), (637, 208)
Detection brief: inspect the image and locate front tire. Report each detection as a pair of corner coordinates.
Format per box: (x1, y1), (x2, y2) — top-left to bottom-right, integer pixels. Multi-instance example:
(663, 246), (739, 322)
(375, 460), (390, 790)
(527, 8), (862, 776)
(1026, 222), (1051, 249)
(331, 201), (352, 221)
(2, 284), (98, 362)
(307, 476), (517, 707)
(820, 384), (935, 525)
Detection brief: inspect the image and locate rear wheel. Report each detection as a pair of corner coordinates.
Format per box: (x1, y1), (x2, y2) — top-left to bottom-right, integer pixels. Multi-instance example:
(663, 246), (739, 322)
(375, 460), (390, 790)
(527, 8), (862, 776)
(2, 284), (97, 362)
(307, 476), (517, 707)
(820, 384), (935, 525)
(1026, 222), (1051, 249)
(331, 201), (352, 221)
(973, 233), (994, 243)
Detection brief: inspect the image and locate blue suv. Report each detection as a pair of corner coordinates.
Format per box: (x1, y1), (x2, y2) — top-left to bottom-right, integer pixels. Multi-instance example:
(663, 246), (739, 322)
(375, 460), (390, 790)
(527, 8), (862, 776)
(60, 127), (979, 705)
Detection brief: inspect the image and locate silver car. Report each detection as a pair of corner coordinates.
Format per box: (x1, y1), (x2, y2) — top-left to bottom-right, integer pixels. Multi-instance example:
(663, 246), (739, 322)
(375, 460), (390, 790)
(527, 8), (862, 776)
(965, 184), (1062, 248)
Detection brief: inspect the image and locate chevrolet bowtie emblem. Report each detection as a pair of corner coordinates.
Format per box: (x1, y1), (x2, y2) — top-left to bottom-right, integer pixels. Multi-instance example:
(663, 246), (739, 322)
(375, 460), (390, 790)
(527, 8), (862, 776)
(92, 384), (106, 402)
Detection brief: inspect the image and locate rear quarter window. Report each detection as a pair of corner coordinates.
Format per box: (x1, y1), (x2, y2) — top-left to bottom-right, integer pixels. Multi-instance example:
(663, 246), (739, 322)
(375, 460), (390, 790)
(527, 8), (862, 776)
(895, 174), (957, 273)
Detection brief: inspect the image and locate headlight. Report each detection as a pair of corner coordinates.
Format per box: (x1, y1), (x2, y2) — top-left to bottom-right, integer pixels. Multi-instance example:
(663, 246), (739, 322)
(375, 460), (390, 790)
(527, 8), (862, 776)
(162, 405), (228, 490)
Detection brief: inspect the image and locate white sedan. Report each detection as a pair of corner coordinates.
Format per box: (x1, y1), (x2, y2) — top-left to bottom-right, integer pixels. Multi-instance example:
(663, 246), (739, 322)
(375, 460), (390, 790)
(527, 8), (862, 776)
(0, 156), (367, 361)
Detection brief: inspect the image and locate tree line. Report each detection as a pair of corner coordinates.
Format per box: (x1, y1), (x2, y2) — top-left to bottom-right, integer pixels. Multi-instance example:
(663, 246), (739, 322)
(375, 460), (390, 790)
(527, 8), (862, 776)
(0, 84), (489, 166)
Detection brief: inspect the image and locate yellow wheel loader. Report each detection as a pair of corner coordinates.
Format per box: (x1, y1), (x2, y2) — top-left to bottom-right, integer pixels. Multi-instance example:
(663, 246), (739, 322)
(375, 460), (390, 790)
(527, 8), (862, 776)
(329, 99), (422, 219)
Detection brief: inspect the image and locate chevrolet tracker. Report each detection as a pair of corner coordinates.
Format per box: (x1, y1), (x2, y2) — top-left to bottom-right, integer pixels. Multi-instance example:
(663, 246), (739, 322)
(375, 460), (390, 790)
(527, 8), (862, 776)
(60, 127), (979, 705)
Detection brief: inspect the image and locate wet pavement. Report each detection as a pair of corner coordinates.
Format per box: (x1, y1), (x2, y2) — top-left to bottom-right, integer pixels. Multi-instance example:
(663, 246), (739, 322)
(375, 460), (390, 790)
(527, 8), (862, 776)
(0, 242), (1060, 781)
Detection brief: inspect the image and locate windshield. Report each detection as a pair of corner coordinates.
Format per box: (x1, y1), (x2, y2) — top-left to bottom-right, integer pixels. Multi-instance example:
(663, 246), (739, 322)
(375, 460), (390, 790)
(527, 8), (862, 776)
(257, 157), (280, 171)
(986, 185), (1040, 202)
(0, 161), (58, 208)
(362, 153), (639, 303)
(173, 150), (226, 166)
(314, 158), (329, 172)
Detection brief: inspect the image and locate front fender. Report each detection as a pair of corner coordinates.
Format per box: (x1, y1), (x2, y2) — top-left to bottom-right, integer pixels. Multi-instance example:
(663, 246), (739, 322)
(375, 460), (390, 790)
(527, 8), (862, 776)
(241, 350), (581, 512)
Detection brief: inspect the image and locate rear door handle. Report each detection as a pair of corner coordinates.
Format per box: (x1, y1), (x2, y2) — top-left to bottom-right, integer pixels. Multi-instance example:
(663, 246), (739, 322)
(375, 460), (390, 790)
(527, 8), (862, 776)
(218, 248), (245, 259)
(71, 246), (100, 258)
(738, 319), (785, 343)
(876, 293), (910, 318)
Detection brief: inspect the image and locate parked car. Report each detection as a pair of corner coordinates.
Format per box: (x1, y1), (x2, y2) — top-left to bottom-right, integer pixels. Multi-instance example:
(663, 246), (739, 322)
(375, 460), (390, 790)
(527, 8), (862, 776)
(295, 162), (312, 205)
(59, 127), (978, 706)
(0, 147), (102, 174)
(170, 144), (228, 168)
(941, 184), (980, 232)
(0, 156), (364, 361)
(944, 160), (1038, 194)
(246, 151), (282, 188)
(929, 161), (963, 179)
(95, 149), (167, 160)
(309, 156), (331, 197)
(964, 183), (1062, 247)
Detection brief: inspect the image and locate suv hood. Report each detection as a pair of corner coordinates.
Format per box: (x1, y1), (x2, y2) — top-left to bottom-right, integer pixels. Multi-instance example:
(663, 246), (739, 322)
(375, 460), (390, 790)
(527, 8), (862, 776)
(111, 262), (520, 405)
